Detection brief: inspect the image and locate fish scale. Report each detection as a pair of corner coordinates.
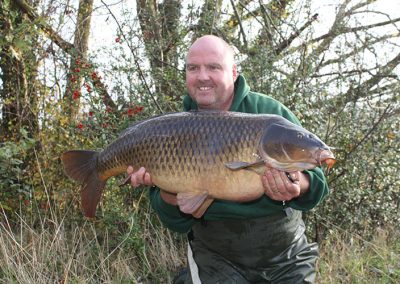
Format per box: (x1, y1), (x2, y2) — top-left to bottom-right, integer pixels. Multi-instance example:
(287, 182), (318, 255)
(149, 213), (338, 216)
(61, 111), (335, 218)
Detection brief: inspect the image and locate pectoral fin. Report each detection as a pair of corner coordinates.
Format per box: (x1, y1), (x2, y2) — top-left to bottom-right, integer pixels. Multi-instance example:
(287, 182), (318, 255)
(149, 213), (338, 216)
(177, 191), (208, 215)
(225, 160), (265, 175)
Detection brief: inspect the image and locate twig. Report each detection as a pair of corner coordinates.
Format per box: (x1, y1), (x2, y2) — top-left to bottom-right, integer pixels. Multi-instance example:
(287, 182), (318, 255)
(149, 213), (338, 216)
(229, 0), (247, 47)
(330, 105), (393, 184)
(100, 0), (164, 113)
(274, 13), (318, 55)
(311, 16), (400, 45)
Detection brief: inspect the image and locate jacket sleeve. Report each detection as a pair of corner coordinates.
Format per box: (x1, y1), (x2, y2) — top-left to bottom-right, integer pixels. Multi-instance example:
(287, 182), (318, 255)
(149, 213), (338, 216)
(148, 187), (195, 233)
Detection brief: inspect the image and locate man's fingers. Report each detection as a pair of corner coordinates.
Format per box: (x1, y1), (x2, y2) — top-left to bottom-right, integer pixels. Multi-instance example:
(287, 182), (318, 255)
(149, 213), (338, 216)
(144, 172), (152, 185)
(129, 166), (142, 187)
(127, 165), (134, 175)
(262, 173), (285, 201)
(262, 168), (301, 201)
(130, 171), (139, 187)
(273, 171), (286, 190)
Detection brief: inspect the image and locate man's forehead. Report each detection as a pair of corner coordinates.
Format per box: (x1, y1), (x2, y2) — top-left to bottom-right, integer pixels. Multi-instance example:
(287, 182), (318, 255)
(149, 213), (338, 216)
(186, 55), (224, 65)
(186, 48), (230, 65)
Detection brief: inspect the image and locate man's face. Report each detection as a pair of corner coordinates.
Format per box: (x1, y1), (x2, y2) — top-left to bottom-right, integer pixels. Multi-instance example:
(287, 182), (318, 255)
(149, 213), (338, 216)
(185, 38), (237, 111)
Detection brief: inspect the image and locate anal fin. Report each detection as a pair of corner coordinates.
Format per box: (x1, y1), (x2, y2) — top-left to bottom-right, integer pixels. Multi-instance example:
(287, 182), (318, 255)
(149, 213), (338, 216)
(192, 198), (214, 218)
(177, 191), (209, 216)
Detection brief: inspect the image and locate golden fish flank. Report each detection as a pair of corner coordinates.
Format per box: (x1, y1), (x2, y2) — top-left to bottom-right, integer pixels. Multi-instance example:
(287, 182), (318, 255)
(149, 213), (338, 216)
(61, 111), (335, 218)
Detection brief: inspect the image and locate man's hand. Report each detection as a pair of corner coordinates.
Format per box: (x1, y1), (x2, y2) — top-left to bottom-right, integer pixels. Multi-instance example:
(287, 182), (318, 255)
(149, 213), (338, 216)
(127, 166), (177, 205)
(262, 168), (310, 201)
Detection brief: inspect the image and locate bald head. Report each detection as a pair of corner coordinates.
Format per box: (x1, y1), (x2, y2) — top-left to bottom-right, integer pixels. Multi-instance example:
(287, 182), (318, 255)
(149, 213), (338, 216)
(187, 35), (235, 65)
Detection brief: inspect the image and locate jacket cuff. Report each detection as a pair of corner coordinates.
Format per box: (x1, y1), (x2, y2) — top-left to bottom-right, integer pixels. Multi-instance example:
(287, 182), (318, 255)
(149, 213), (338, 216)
(288, 168), (329, 211)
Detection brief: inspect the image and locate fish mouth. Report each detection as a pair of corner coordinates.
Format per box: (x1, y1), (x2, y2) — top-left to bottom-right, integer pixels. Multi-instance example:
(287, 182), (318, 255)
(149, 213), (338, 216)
(317, 149), (336, 169)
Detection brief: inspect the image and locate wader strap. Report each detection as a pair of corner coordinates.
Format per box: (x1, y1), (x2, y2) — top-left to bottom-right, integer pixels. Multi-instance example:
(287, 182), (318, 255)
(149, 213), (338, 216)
(187, 242), (201, 284)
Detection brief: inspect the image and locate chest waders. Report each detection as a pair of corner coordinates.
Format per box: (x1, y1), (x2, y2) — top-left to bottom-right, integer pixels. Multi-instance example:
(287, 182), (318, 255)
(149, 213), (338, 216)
(179, 210), (318, 284)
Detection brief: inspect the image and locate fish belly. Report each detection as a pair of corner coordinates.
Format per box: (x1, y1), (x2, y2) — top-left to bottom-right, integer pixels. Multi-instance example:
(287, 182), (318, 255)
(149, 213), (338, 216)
(152, 164), (265, 202)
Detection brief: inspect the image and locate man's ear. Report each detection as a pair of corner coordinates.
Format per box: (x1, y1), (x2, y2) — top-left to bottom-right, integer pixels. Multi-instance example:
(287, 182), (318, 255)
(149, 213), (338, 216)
(232, 64), (238, 81)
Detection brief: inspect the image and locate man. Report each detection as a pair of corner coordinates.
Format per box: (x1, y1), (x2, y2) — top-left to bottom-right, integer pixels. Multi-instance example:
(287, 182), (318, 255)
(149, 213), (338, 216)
(128, 35), (329, 283)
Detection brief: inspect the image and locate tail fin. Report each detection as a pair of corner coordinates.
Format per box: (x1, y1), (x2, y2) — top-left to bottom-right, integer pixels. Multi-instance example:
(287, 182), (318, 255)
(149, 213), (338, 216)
(61, 150), (106, 218)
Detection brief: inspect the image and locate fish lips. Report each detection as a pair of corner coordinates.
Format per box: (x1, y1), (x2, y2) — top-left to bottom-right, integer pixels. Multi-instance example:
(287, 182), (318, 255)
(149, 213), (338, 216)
(316, 148), (336, 169)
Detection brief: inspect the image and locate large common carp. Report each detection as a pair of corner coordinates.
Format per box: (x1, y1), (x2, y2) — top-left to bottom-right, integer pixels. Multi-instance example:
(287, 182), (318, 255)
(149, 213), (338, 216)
(61, 111), (335, 218)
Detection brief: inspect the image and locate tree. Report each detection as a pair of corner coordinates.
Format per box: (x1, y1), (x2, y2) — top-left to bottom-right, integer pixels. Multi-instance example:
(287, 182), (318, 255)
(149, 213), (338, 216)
(136, 0), (182, 99)
(0, 0), (39, 141)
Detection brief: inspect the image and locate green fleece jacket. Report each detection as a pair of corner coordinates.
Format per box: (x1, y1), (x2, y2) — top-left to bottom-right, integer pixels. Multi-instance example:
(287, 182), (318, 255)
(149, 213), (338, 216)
(149, 75), (329, 233)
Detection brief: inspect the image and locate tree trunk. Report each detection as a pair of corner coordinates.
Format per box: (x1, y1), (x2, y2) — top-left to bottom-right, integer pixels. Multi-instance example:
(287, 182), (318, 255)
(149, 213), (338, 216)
(136, 0), (182, 98)
(0, 0), (39, 141)
(63, 0), (94, 123)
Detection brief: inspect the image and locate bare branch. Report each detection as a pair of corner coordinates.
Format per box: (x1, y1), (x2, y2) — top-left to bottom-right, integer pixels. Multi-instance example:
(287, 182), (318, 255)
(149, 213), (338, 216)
(274, 13), (318, 55)
(229, 0), (247, 47)
(104, 0), (164, 113)
(318, 32), (400, 68)
(311, 16), (400, 45)
(12, 0), (75, 52)
(340, 51), (400, 104)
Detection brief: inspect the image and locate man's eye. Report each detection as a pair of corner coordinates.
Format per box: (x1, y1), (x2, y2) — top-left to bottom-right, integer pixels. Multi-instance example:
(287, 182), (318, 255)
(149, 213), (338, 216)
(186, 65), (198, 71)
(209, 65), (220, 70)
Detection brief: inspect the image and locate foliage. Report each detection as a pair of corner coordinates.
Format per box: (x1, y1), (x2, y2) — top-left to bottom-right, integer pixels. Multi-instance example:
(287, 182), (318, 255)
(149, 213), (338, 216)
(314, 104), (400, 235)
(0, 129), (35, 212)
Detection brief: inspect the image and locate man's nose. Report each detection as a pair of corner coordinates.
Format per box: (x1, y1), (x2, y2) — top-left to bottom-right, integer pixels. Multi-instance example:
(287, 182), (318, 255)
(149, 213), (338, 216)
(197, 67), (210, 80)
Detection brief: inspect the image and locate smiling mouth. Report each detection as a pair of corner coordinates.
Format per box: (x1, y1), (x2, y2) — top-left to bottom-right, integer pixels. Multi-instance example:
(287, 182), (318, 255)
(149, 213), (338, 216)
(198, 86), (213, 91)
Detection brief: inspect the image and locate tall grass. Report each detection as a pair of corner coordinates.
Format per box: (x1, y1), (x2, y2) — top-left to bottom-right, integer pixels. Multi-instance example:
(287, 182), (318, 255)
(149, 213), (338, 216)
(0, 204), (186, 283)
(317, 223), (400, 283)
(1, 205), (398, 283)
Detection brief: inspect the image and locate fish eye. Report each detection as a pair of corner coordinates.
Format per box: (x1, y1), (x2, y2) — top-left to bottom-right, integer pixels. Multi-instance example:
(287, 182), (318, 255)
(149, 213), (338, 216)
(297, 133), (304, 139)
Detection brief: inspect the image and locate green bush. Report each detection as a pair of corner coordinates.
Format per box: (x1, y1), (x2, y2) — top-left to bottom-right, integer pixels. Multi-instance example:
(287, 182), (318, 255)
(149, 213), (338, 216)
(0, 128), (35, 212)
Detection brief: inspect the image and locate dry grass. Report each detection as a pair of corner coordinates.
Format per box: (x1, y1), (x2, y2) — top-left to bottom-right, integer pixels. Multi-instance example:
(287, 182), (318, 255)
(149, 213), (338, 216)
(317, 225), (400, 283)
(0, 205), (186, 284)
(1, 204), (399, 283)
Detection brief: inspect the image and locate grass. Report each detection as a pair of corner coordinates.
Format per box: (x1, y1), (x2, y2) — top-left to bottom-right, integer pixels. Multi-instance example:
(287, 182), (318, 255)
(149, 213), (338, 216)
(0, 204), (186, 284)
(317, 225), (400, 283)
(0, 205), (398, 283)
